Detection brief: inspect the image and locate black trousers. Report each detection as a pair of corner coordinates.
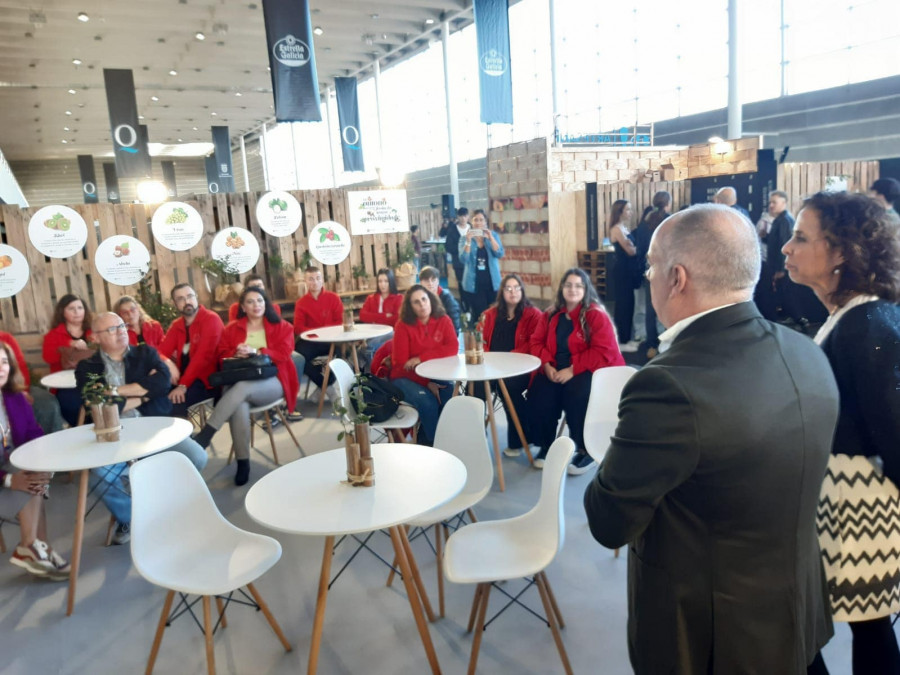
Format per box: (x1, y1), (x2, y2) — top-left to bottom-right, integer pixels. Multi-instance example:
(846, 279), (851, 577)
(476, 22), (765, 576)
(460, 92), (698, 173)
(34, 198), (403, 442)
(469, 282), (496, 322)
(643, 280), (660, 349)
(170, 380), (220, 419)
(613, 276), (635, 343)
(473, 373), (531, 449)
(754, 261), (779, 321)
(295, 340), (334, 389)
(527, 370), (592, 452)
(807, 616), (900, 674)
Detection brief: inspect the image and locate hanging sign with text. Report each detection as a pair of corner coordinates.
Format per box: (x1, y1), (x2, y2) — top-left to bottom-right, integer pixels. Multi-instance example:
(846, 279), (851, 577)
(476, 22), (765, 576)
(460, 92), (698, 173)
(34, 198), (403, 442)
(347, 189), (410, 235)
(256, 191), (302, 237)
(151, 201), (204, 251)
(28, 205), (88, 258)
(0, 244), (30, 298)
(210, 227), (260, 274)
(94, 236), (151, 286)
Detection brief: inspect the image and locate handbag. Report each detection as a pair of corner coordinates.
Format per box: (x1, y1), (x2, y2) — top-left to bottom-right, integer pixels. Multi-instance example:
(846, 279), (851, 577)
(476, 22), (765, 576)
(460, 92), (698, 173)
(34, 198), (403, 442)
(208, 354), (278, 388)
(351, 374), (404, 423)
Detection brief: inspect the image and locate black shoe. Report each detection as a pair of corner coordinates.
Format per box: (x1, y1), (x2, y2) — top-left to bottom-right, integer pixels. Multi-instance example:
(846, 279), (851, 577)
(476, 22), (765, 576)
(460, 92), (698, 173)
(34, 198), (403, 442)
(567, 451), (595, 476)
(533, 447), (549, 469)
(192, 424), (217, 449)
(285, 410), (304, 422)
(235, 459), (250, 486)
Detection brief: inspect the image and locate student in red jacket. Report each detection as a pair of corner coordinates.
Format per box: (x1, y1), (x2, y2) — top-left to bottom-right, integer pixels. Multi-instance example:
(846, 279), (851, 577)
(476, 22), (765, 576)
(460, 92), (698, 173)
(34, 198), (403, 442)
(158, 283), (224, 418)
(41, 294), (94, 427)
(359, 267), (403, 363)
(390, 285), (459, 445)
(293, 267), (343, 390)
(528, 268), (624, 475)
(228, 274), (282, 322)
(0, 331), (63, 434)
(479, 273), (543, 458)
(193, 288), (298, 486)
(114, 295), (165, 348)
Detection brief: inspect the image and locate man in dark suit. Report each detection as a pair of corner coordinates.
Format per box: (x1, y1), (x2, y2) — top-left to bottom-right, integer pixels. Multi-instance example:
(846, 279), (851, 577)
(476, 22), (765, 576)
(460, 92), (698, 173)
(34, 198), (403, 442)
(584, 205), (839, 674)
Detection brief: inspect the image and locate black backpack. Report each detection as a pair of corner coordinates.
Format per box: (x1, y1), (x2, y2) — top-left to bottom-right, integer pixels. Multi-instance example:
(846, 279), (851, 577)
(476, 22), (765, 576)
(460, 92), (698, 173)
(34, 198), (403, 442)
(351, 374), (404, 423)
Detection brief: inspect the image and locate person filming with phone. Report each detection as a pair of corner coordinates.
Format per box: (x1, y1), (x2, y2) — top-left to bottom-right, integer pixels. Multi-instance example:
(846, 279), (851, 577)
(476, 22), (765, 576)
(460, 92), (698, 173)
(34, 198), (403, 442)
(459, 208), (505, 320)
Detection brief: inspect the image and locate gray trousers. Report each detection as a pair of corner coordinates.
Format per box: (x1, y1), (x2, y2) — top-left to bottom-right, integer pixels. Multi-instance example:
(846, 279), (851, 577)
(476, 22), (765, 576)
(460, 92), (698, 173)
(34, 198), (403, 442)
(207, 377), (284, 460)
(30, 385), (64, 434)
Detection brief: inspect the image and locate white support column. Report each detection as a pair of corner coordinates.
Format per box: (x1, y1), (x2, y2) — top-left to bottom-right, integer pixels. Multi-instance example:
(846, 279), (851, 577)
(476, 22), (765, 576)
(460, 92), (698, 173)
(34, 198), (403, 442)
(549, 0), (561, 144)
(239, 134), (250, 192)
(373, 59), (385, 169)
(290, 123), (301, 189)
(323, 88), (339, 188)
(258, 123), (270, 190)
(727, 0), (742, 140)
(441, 20), (459, 204)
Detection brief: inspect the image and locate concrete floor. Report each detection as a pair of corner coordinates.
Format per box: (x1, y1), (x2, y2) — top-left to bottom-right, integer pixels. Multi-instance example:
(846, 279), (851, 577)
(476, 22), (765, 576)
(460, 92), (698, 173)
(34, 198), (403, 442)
(0, 393), (869, 674)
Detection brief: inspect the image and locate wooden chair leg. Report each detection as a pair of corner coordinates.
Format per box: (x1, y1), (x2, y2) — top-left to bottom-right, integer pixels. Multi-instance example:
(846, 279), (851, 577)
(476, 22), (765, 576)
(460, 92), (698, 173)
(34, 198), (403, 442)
(246, 582), (293, 652)
(275, 407), (304, 454)
(468, 582), (491, 675)
(540, 571), (565, 628)
(202, 595), (216, 675)
(466, 508), (478, 523)
(386, 555), (398, 587)
(76, 406), (86, 426)
(466, 583), (485, 633)
(145, 590), (175, 675)
(536, 573), (573, 675)
(0, 525), (6, 554)
(214, 596), (227, 628)
(614, 547), (621, 558)
(263, 412), (280, 465)
(435, 523), (445, 618)
(105, 515), (117, 547)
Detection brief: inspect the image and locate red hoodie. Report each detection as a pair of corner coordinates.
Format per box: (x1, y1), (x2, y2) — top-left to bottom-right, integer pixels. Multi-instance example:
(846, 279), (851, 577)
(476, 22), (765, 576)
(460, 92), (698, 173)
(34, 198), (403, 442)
(359, 292), (403, 326)
(390, 316), (458, 386)
(293, 291), (343, 336)
(158, 305), (225, 388)
(481, 305), (543, 353)
(127, 319), (165, 349)
(530, 304), (624, 375)
(42, 323), (93, 373)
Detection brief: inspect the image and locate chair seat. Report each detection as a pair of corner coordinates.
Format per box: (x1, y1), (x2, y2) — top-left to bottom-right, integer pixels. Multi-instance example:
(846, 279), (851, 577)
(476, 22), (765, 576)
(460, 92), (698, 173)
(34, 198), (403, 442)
(373, 403), (418, 430)
(249, 397), (285, 415)
(134, 531), (282, 597)
(443, 517), (558, 584)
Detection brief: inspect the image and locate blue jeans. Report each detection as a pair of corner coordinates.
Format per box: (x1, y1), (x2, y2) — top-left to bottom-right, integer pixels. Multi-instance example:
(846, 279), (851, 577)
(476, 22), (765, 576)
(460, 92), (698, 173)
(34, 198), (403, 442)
(392, 378), (452, 445)
(90, 436), (208, 525)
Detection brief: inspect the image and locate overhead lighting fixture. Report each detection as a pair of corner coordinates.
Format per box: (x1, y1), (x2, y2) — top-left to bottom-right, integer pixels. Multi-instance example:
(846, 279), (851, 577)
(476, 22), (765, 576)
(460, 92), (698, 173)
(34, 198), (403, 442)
(195, 31), (206, 40)
(234, 92), (242, 96)
(169, 69), (178, 76)
(211, 111), (217, 116)
(138, 115), (145, 120)
(136, 180), (167, 204)
(72, 58), (82, 65)
(425, 18), (435, 25)
(61, 139), (68, 144)
(192, 126), (198, 130)
(177, 138), (183, 142)
(313, 26), (323, 35)
(68, 89), (76, 94)
(151, 96), (159, 101)
(77, 12), (89, 22)
(371, 13), (379, 19)
(708, 136), (724, 143)
(65, 110), (72, 115)
(378, 166), (405, 187)
(63, 126), (70, 131)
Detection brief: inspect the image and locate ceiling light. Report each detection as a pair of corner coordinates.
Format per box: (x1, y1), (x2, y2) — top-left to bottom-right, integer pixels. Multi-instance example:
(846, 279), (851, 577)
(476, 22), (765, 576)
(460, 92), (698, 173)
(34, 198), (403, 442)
(77, 12), (89, 22)
(425, 18), (435, 25)
(195, 32), (205, 40)
(371, 13), (379, 19)
(169, 69), (178, 76)
(235, 92), (242, 97)
(72, 58), (82, 65)
(192, 126), (198, 130)
(211, 111), (217, 116)
(708, 136), (724, 143)
(65, 110), (72, 115)
(61, 139), (68, 144)
(136, 180), (168, 204)
(139, 115), (145, 120)
(313, 26), (323, 36)
(177, 138), (183, 142)
(68, 89), (76, 94)
(63, 126), (70, 131)
(151, 96), (159, 101)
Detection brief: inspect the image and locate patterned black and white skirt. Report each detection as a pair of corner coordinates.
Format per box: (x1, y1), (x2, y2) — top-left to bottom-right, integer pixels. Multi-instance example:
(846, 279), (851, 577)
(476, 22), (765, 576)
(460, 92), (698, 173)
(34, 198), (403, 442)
(817, 454), (900, 622)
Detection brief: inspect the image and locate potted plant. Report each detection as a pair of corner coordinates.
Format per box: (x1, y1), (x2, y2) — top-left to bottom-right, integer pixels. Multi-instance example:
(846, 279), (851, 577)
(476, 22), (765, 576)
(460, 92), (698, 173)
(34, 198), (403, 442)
(461, 312), (485, 365)
(333, 377), (374, 486)
(351, 263), (369, 291)
(192, 255), (242, 307)
(81, 372), (123, 442)
(394, 239), (418, 291)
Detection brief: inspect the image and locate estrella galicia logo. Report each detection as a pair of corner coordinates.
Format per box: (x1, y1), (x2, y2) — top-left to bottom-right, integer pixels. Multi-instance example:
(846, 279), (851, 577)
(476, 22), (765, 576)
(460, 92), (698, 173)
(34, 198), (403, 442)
(480, 49), (507, 77)
(341, 125), (361, 150)
(273, 35), (310, 68)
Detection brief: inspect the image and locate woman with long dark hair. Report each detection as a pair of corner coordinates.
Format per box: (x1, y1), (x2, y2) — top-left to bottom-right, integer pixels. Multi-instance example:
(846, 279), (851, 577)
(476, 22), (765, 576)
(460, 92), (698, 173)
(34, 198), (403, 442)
(783, 191), (900, 675)
(632, 191), (672, 357)
(528, 268), (624, 475)
(360, 267), (403, 365)
(459, 209), (505, 320)
(608, 200), (638, 349)
(192, 288), (298, 486)
(42, 294), (94, 426)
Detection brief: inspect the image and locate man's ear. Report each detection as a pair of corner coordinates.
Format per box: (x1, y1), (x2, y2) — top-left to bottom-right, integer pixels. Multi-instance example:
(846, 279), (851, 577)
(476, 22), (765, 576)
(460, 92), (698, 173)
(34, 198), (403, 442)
(671, 264), (689, 295)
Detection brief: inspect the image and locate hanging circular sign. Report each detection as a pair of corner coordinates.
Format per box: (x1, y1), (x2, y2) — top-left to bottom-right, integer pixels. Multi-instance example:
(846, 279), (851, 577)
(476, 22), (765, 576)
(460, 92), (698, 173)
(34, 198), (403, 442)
(0, 244), (30, 298)
(28, 205), (88, 258)
(151, 201), (204, 251)
(210, 227), (260, 274)
(308, 221), (351, 265)
(256, 191), (302, 238)
(94, 236), (151, 286)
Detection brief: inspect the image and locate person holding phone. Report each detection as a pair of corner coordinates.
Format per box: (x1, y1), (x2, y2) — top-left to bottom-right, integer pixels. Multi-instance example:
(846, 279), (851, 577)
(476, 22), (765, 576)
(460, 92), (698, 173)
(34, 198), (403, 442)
(459, 209), (505, 320)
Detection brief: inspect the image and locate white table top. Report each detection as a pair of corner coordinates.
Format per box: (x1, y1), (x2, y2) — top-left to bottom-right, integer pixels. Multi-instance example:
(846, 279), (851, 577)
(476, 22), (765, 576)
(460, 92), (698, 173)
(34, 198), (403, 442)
(10, 417), (193, 473)
(245, 443), (466, 536)
(415, 352), (541, 382)
(300, 323), (393, 344)
(40, 369), (77, 389)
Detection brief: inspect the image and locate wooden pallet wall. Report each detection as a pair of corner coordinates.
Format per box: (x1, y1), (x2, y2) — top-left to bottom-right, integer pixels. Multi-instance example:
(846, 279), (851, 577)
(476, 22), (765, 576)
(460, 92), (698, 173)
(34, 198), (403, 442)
(777, 161), (879, 210)
(409, 208), (442, 241)
(0, 188), (411, 335)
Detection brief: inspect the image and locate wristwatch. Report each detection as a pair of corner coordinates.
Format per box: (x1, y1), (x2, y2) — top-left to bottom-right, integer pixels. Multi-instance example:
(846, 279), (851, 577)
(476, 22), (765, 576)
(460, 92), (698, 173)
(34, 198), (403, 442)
(111, 386), (119, 397)
(3, 473), (11, 489)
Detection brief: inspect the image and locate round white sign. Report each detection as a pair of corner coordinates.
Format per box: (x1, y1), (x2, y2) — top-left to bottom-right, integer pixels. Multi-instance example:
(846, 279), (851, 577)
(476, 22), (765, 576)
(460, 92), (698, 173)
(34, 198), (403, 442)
(0, 244), (30, 298)
(210, 227), (260, 274)
(151, 201), (204, 251)
(256, 191), (302, 238)
(94, 236), (151, 286)
(308, 221), (351, 265)
(28, 205), (88, 258)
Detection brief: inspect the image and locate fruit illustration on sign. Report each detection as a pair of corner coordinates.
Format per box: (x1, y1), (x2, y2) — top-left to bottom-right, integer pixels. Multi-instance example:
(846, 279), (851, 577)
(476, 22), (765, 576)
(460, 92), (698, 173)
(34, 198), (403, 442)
(225, 231), (245, 249)
(165, 207), (189, 224)
(44, 213), (71, 231)
(113, 240), (131, 257)
(318, 226), (340, 243)
(0, 255), (12, 269)
(268, 198), (288, 213)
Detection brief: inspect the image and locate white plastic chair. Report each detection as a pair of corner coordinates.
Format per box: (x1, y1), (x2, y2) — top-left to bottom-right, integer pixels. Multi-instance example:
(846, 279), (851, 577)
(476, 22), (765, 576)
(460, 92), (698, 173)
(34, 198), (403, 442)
(387, 396), (494, 617)
(226, 396), (305, 466)
(443, 436), (576, 674)
(583, 365), (638, 464)
(330, 358), (420, 443)
(130, 452), (291, 675)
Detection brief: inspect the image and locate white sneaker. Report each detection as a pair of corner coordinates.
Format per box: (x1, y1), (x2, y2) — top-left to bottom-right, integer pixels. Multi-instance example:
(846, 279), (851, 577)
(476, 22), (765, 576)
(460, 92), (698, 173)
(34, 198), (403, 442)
(503, 447), (522, 458)
(619, 340), (640, 353)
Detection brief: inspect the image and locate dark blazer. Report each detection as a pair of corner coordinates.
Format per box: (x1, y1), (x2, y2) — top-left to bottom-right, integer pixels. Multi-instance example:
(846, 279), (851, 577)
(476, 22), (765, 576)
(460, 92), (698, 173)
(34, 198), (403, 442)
(584, 302), (839, 674)
(75, 345), (173, 417)
(437, 287), (461, 333)
(767, 210), (794, 272)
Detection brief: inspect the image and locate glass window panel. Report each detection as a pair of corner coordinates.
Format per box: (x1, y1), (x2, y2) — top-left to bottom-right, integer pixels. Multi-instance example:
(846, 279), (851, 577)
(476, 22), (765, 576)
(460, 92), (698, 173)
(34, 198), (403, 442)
(785, 49), (850, 94)
(849, 37), (900, 83)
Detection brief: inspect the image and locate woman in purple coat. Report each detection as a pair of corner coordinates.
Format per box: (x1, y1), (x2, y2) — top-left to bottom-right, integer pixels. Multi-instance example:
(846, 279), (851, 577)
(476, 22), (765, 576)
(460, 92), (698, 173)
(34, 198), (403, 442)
(0, 340), (70, 580)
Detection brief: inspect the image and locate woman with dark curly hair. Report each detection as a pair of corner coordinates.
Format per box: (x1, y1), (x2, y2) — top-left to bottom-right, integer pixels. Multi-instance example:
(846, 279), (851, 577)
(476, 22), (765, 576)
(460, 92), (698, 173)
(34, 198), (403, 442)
(42, 294), (94, 427)
(783, 191), (900, 675)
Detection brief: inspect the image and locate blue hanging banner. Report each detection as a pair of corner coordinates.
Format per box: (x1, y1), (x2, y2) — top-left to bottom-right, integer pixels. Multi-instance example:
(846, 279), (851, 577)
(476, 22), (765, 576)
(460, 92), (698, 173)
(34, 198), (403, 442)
(103, 69), (152, 178)
(161, 160), (177, 199)
(77, 155), (99, 204)
(473, 0), (513, 125)
(334, 77), (364, 172)
(103, 163), (121, 203)
(211, 126), (236, 193)
(261, 0), (322, 122)
(204, 155), (221, 194)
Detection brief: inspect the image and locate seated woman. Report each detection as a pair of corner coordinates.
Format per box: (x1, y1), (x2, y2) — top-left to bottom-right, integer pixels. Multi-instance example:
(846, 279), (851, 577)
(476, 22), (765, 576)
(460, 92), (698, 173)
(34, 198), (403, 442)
(528, 268), (624, 475)
(115, 295), (181, 387)
(479, 273), (543, 458)
(192, 288), (298, 486)
(458, 209), (505, 320)
(359, 268), (403, 365)
(389, 285), (459, 445)
(42, 294), (93, 427)
(0, 341), (70, 580)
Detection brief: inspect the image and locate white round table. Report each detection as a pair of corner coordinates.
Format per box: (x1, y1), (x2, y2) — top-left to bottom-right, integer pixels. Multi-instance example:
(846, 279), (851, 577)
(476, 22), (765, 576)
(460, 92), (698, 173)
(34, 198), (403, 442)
(416, 352), (542, 490)
(12, 417), (192, 615)
(246, 443), (465, 675)
(40, 369), (77, 389)
(300, 323), (394, 417)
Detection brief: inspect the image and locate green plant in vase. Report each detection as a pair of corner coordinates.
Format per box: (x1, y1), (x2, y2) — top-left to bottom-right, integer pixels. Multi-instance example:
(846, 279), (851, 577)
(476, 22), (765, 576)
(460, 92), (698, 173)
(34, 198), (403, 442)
(333, 375), (375, 486)
(81, 372), (124, 442)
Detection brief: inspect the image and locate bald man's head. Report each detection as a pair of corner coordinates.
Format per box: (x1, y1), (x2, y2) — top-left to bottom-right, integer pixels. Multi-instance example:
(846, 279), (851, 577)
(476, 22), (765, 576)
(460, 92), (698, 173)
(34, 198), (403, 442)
(713, 187), (737, 206)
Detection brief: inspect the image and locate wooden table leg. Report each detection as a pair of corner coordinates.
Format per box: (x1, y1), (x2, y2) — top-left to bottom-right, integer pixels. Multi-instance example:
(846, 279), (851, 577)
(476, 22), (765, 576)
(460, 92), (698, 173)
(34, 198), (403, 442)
(66, 469), (89, 616)
(350, 343), (361, 373)
(498, 378), (534, 465)
(389, 526), (442, 675)
(451, 379), (461, 397)
(398, 525), (436, 622)
(316, 344), (336, 418)
(483, 380), (504, 492)
(308, 535), (335, 675)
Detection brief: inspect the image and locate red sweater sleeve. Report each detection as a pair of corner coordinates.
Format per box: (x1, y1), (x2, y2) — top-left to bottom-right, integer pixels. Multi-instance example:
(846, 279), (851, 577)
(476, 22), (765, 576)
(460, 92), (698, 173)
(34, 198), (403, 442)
(142, 320), (165, 348)
(515, 306), (542, 354)
(326, 292), (344, 325)
(228, 303), (239, 322)
(571, 307), (625, 375)
(482, 308), (497, 352)
(218, 321), (245, 363)
(180, 310), (224, 387)
(42, 324), (69, 373)
(293, 297), (309, 335)
(260, 320), (295, 364)
(390, 322), (413, 381)
(0, 332), (30, 387)
(359, 294), (380, 324)
(530, 311), (554, 365)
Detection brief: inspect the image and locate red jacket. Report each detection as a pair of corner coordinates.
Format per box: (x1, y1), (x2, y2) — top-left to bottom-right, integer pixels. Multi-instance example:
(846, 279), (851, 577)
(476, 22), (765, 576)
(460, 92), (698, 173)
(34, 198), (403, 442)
(371, 339), (393, 378)
(359, 292), (403, 326)
(390, 315), (459, 386)
(42, 323), (93, 373)
(481, 305), (543, 354)
(218, 318), (299, 413)
(127, 319), (165, 349)
(229, 302), (281, 323)
(293, 291), (343, 336)
(530, 305), (624, 375)
(0, 331), (30, 387)
(158, 305), (225, 388)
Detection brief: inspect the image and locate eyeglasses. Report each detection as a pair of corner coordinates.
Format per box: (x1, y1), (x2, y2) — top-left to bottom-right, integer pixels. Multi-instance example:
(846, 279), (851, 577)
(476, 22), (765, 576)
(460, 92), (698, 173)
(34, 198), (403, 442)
(563, 283), (585, 290)
(99, 323), (128, 335)
(503, 285), (522, 292)
(175, 293), (197, 301)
